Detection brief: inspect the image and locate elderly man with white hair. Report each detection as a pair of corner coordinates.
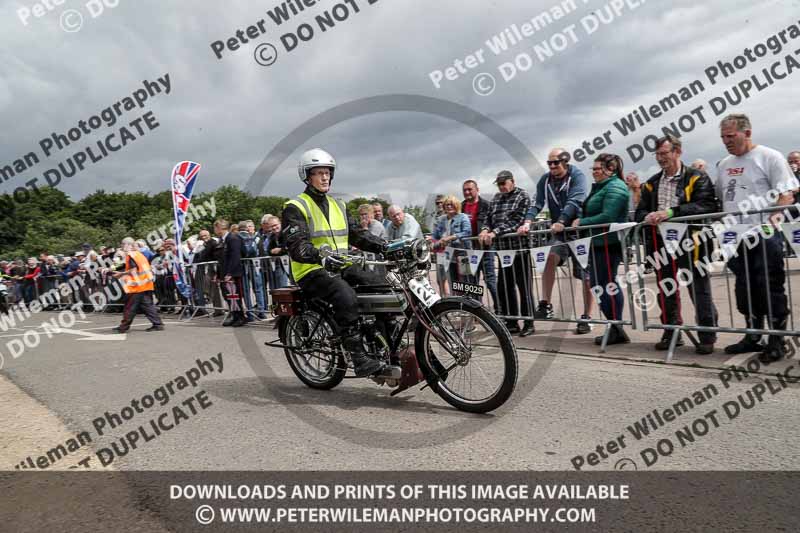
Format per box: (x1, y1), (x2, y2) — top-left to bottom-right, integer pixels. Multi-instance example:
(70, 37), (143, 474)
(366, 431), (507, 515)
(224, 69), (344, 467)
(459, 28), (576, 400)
(386, 205), (423, 241)
(111, 237), (164, 333)
(691, 159), (707, 172)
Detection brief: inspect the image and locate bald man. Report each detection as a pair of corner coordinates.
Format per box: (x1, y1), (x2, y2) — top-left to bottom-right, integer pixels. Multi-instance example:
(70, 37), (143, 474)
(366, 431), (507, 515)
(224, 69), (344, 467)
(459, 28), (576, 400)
(518, 148), (592, 334)
(788, 151), (800, 178)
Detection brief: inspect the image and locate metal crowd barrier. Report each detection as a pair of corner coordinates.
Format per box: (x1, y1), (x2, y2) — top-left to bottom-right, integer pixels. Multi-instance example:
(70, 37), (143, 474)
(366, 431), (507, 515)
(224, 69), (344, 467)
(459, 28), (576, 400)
(176, 256), (295, 322)
(0, 257), (296, 325)
(631, 204), (800, 361)
(5, 203), (798, 364)
(436, 221), (638, 351)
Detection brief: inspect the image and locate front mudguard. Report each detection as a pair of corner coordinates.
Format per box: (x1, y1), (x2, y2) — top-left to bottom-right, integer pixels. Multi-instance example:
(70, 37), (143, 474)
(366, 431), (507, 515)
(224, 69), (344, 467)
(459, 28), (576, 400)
(433, 296), (482, 311)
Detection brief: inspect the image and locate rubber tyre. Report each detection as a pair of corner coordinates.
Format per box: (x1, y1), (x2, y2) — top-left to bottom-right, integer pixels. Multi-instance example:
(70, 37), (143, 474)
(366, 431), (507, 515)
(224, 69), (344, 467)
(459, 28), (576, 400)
(414, 299), (518, 413)
(279, 312), (346, 390)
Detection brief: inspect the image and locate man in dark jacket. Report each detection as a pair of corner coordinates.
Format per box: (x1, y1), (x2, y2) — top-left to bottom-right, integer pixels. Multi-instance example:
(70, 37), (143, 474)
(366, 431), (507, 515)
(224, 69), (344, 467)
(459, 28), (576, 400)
(462, 179), (497, 309)
(265, 215), (291, 289)
(282, 148), (390, 377)
(196, 229), (225, 316)
(635, 134), (720, 354)
(478, 170), (533, 336)
(215, 219), (246, 327)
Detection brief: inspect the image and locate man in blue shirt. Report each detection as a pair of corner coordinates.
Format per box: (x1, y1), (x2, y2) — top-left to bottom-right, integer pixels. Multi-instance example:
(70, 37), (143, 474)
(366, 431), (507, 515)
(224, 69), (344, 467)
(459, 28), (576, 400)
(518, 148), (593, 334)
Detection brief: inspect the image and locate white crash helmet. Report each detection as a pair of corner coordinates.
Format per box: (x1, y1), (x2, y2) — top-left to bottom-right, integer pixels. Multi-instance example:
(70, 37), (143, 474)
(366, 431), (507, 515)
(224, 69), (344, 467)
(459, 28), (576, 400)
(297, 148), (336, 182)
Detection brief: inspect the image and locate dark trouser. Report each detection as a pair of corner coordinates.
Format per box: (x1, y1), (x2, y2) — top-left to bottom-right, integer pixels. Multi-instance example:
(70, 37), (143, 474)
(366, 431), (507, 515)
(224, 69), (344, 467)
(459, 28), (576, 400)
(23, 283), (36, 304)
(726, 233), (788, 325)
(588, 242), (624, 321)
(496, 252), (533, 321)
(221, 276), (246, 321)
(162, 274), (177, 309)
(297, 267), (383, 331)
(119, 291), (162, 331)
(192, 269), (207, 308)
(155, 275), (166, 309)
(204, 266), (223, 310)
(652, 245), (718, 344)
(79, 276), (95, 309)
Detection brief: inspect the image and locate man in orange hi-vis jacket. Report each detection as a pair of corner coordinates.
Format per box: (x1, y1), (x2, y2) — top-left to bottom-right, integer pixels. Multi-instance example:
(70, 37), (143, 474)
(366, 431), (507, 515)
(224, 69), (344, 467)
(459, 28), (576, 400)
(112, 237), (164, 333)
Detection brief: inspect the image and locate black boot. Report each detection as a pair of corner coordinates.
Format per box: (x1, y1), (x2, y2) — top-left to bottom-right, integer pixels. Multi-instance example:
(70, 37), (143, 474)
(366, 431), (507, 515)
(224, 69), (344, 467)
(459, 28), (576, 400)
(341, 327), (385, 377)
(655, 330), (684, 350)
(595, 324), (630, 346)
(760, 318), (788, 363)
(725, 316), (765, 354)
(519, 320), (535, 337)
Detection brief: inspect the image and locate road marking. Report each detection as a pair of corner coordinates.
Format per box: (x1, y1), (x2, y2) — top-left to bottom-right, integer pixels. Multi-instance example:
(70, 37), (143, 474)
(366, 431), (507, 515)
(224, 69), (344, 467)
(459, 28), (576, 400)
(0, 322), (152, 339)
(59, 329), (127, 341)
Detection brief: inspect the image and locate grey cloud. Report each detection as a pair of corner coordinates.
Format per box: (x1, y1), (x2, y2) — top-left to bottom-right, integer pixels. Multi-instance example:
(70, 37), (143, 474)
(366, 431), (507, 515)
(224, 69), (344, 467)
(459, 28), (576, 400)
(0, 0), (798, 206)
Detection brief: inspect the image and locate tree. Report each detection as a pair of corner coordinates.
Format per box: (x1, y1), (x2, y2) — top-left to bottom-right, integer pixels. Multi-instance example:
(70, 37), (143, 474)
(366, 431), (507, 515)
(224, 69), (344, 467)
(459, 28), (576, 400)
(252, 195), (290, 222)
(402, 205), (432, 233)
(346, 197), (373, 220)
(73, 190), (151, 229)
(0, 187), (74, 254)
(13, 217), (108, 257)
(0, 184), (310, 258)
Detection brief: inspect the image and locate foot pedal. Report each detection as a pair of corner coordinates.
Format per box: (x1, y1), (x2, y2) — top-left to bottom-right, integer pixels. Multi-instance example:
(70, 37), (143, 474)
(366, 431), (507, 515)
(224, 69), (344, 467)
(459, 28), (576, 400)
(376, 365), (402, 379)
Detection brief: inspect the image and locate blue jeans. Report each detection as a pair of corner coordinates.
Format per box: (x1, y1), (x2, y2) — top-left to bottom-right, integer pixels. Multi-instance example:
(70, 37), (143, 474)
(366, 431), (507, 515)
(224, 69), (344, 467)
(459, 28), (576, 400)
(241, 266), (266, 319)
(252, 267), (266, 313)
(268, 266), (289, 290)
(475, 252), (498, 311)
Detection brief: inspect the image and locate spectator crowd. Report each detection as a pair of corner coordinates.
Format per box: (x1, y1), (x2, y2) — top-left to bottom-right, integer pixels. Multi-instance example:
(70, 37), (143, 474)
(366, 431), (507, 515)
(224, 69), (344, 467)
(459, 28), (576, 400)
(2, 113), (800, 361)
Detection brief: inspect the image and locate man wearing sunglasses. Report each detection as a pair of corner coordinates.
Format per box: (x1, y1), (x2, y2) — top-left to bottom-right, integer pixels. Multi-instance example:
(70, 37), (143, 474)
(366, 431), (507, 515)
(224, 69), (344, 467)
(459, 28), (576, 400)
(518, 148), (592, 334)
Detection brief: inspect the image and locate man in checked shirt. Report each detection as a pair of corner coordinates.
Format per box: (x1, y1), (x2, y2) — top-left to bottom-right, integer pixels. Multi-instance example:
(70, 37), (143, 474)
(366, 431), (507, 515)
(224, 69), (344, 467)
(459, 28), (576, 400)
(479, 170), (534, 336)
(635, 134), (719, 354)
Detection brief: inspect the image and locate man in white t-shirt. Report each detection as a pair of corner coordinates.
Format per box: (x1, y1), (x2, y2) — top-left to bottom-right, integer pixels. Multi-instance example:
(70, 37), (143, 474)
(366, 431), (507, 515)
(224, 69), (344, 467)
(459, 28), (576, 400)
(715, 113), (799, 362)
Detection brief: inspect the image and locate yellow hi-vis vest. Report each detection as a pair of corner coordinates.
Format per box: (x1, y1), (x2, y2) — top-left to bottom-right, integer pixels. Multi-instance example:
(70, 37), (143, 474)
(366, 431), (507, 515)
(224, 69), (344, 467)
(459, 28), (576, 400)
(284, 192), (349, 281)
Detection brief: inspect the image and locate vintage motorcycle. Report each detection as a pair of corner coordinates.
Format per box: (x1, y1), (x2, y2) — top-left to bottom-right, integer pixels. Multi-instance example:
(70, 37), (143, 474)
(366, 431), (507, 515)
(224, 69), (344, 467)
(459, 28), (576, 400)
(266, 238), (518, 414)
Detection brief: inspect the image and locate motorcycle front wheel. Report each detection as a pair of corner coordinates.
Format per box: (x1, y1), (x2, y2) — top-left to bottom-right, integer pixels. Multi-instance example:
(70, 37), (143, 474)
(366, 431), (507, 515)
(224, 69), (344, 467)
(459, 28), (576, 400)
(280, 310), (346, 390)
(414, 299), (517, 413)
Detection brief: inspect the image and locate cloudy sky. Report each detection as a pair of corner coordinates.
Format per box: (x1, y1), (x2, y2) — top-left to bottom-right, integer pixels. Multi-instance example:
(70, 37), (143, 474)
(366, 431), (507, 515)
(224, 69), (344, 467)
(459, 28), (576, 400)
(1, 0), (799, 210)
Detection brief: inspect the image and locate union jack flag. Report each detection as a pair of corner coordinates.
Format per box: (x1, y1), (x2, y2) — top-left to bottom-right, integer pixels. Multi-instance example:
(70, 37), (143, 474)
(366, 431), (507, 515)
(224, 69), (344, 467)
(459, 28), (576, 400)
(171, 161), (201, 299)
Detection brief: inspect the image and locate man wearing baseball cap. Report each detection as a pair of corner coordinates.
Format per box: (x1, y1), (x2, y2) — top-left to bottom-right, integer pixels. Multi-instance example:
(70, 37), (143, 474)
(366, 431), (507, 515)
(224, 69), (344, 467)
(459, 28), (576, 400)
(478, 170), (534, 336)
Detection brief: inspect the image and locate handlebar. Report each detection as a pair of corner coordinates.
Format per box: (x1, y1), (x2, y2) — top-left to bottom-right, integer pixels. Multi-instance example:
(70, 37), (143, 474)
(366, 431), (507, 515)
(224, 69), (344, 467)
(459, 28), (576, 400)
(318, 245), (391, 268)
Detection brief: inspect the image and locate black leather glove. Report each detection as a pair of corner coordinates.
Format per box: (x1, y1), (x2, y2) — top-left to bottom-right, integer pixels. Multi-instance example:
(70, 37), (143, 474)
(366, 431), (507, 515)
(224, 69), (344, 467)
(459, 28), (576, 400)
(379, 241), (389, 255)
(322, 254), (348, 273)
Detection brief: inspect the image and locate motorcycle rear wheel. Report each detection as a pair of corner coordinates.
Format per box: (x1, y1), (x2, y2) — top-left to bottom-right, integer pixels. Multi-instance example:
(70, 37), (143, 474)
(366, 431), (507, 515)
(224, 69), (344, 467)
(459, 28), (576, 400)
(415, 299), (517, 413)
(280, 311), (346, 390)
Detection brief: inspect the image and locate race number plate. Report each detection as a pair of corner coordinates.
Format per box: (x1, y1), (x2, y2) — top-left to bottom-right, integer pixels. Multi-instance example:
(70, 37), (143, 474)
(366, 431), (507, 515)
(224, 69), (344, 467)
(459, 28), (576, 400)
(408, 277), (441, 307)
(451, 280), (484, 296)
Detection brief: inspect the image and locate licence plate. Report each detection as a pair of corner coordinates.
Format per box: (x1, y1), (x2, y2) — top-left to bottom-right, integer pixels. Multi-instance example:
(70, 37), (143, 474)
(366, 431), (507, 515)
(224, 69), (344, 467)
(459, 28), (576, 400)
(451, 280), (484, 296)
(408, 277), (440, 307)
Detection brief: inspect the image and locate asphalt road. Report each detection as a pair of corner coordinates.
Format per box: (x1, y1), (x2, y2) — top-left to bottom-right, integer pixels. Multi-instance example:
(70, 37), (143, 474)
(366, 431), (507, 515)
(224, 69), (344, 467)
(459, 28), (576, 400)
(1, 311), (799, 472)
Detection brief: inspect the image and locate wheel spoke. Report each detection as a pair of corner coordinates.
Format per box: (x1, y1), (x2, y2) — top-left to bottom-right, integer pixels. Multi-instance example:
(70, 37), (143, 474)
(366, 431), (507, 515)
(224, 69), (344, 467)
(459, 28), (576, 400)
(423, 307), (508, 405)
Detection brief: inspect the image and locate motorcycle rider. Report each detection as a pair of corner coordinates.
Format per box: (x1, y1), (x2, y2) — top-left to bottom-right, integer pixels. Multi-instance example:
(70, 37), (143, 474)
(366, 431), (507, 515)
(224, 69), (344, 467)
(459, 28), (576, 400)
(282, 149), (390, 377)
